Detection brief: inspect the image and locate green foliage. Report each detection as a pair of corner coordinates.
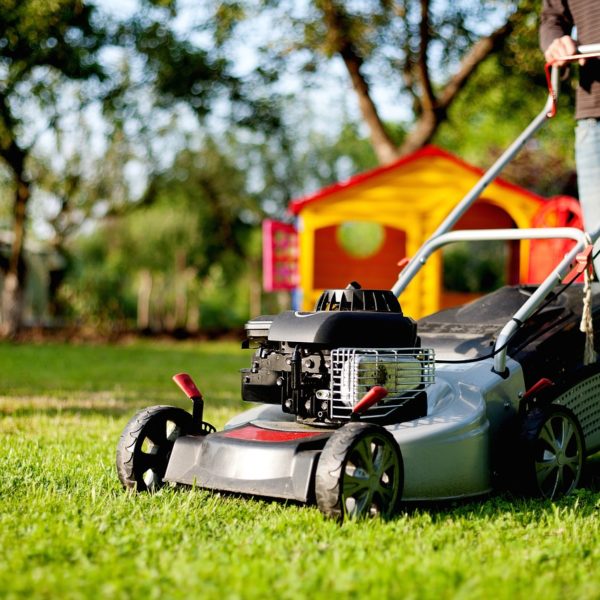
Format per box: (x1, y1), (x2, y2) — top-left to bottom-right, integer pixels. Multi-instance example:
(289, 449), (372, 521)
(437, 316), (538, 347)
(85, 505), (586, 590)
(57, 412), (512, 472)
(435, 16), (578, 197)
(141, 139), (258, 274)
(124, 19), (233, 117)
(61, 227), (137, 328)
(61, 135), (262, 331)
(1, 340), (600, 599)
(0, 0), (106, 89)
(443, 242), (507, 293)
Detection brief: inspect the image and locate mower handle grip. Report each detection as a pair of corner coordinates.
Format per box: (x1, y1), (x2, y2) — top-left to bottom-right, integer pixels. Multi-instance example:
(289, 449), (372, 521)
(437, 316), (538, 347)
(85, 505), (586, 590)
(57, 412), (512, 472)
(578, 43), (600, 54)
(545, 44), (600, 117)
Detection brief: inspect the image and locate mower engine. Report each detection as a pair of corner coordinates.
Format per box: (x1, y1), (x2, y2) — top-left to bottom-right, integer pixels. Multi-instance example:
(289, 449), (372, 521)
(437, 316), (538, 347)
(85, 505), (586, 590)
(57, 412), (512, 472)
(241, 284), (435, 425)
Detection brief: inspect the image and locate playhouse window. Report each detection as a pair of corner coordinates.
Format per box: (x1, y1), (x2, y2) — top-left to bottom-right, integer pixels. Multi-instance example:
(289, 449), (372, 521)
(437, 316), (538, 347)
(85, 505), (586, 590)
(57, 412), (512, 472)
(336, 222), (385, 258)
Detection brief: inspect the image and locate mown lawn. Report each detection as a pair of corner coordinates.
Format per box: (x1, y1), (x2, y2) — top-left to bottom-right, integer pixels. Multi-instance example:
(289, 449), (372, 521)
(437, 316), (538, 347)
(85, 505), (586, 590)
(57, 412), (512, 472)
(1, 340), (599, 600)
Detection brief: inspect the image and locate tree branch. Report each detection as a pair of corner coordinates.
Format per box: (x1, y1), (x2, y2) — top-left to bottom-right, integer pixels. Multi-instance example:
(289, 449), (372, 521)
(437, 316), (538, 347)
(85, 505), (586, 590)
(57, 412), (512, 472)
(438, 20), (513, 110)
(417, 0), (436, 113)
(320, 0), (400, 164)
(399, 17), (515, 155)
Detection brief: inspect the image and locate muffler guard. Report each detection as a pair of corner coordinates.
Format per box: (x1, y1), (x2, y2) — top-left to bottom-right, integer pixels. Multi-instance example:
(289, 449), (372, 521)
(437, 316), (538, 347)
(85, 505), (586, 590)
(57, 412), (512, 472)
(163, 424), (331, 502)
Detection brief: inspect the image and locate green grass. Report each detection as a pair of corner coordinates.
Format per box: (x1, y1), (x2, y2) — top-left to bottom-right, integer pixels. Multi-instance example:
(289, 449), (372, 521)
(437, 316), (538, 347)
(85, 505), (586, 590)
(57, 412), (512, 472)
(1, 340), (600, 600)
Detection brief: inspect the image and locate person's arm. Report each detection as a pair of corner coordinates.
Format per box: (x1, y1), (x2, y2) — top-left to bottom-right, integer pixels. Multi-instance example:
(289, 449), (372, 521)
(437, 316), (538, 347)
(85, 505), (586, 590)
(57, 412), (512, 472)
(540, 0), (577, 64)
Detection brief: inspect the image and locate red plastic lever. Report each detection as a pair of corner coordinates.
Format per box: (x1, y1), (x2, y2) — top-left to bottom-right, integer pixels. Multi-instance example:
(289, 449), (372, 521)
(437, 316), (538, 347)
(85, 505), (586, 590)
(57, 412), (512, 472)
(172, 373), (203, 400)
(521, 377), (554, 402)
(352, 386), (388, 415)
(397, 257), (411, 271)
(564, 244), (593, 282)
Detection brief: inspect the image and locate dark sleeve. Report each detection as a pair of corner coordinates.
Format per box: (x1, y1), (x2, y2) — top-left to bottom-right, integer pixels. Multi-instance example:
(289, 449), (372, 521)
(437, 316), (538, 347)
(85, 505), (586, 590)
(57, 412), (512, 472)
(540, 0), (574, 52)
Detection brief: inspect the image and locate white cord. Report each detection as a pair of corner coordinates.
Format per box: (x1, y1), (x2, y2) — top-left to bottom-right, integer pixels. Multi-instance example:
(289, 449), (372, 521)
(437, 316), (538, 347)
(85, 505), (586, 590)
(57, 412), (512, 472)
(580, 234), (596, 365)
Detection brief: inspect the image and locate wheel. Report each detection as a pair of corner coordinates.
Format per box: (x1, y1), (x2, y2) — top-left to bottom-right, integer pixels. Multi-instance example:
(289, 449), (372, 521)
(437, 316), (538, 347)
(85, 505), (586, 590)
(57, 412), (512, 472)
(315, 422), (403, 521)
(531, 195), (583, 230)
(520, 405), (585, 499)
(529, 196), (585, 283)
(116, 405), (194, 492)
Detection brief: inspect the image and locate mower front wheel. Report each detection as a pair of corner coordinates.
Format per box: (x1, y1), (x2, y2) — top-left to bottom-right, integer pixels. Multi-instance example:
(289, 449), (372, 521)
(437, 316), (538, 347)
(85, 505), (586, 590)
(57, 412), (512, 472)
(315, 422), (403, 521)
(116, 405), (194, 492)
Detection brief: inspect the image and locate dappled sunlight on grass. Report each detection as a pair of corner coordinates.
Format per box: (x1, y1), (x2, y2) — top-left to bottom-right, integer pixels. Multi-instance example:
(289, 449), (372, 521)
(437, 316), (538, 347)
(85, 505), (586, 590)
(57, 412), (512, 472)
(0, 339), (247, 406)
(1, 340), (600, 599)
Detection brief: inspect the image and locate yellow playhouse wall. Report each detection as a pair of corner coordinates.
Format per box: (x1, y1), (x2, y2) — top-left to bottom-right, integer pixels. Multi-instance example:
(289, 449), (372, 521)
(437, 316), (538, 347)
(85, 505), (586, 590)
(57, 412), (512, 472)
(296, 154), (542, 319)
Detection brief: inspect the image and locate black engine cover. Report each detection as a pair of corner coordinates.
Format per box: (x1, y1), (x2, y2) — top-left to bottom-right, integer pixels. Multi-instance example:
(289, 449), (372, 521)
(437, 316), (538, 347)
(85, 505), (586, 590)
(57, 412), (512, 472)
(267, 310), (417, 348)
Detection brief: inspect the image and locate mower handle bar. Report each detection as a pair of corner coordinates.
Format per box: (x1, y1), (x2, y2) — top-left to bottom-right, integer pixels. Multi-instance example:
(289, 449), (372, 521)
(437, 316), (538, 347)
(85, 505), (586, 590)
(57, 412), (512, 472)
(392, 45), (600, 300)
(492, 223), (599, 373)
(404, 226), (591, 373)
(390, 46), (600, 373)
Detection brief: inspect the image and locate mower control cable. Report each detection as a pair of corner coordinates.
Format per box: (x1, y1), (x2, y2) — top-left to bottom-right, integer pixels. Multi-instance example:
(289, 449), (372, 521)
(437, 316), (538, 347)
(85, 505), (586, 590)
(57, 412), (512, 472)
(434, 250), (596, 365)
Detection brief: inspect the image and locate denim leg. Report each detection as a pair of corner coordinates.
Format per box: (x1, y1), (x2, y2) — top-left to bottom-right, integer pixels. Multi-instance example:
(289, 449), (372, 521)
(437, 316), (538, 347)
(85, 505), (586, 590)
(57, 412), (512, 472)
(575, 118), (600, 275)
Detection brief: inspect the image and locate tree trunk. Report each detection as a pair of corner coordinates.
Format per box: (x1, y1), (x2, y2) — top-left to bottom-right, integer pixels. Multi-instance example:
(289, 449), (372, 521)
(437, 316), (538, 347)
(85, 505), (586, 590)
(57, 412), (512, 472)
(321, 0), (517, 164)
(398, 20), (513, 156)
(1, 273), (24, 338)
(137, 269), (153, 330)
(319, 0), (400, 165)
(186, 300), (200, 334)
(340, 48), (401, 164)
(1, 179), (30, 337)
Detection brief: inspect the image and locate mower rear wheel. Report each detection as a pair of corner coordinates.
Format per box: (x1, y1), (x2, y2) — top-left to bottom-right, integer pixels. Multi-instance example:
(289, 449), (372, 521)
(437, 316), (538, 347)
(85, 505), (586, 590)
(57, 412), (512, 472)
(315, 422), (403, 521)
(520, 405), (585, 499)
(116, 405), (194, 492)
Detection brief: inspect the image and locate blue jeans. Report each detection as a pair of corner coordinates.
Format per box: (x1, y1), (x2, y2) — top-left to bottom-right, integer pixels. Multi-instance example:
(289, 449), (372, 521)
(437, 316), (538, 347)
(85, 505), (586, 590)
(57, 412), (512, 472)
(575, 118), (600, 274)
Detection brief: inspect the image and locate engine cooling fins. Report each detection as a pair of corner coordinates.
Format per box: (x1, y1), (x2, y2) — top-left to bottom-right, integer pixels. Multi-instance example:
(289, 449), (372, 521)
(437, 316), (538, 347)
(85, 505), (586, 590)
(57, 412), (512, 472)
(315, 283), (402, 313)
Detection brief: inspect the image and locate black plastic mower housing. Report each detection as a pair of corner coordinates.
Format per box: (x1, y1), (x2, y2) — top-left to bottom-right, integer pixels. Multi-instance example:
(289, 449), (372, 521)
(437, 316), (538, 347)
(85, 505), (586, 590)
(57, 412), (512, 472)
(267, 310), (417, 348)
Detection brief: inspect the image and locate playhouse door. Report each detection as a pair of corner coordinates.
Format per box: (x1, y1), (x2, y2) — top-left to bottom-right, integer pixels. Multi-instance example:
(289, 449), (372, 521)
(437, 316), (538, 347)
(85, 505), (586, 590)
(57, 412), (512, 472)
(313, 223), (407, 291)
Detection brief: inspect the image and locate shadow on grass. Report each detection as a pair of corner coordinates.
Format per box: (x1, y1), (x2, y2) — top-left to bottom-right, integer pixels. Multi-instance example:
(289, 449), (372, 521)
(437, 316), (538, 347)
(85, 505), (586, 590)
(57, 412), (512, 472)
(145, 453), (600, 526)
(2, 404), (162, 419)
(397, 459), (600, 522)
(582, 451), (600, 492)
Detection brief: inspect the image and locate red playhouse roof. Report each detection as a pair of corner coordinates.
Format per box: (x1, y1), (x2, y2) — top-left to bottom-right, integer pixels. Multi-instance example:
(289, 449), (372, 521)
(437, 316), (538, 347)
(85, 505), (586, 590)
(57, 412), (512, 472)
(289, 145), (544, 215)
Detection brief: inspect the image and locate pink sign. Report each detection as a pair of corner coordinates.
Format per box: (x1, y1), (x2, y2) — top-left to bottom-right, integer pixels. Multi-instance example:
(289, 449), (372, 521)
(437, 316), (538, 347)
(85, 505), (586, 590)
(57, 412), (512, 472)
(262, 219), (298, 291)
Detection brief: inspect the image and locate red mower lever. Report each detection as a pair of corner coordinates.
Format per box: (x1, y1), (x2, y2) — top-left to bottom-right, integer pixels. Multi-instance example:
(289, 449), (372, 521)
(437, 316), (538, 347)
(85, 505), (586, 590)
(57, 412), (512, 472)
(521, 377), (554, 402)
(173, 373), (203, 400)
(564, 244), (594, 282)
(173, 373), (206, 432)
(397, 257), (411, 271)
(352, 386), (388, 416)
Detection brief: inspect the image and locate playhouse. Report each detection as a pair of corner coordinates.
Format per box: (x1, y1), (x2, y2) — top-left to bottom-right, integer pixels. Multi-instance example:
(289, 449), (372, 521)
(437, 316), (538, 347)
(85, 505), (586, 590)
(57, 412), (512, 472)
(264, 145), (581, 319)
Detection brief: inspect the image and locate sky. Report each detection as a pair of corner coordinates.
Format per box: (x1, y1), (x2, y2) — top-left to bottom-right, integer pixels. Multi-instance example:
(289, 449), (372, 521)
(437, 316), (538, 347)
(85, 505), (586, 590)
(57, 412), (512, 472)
(93, 0), (412, 125)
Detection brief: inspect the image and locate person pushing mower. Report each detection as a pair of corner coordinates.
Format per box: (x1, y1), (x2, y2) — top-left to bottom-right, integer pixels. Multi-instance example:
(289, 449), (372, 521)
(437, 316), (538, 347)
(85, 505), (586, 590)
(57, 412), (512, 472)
(541, 0), (600, 271)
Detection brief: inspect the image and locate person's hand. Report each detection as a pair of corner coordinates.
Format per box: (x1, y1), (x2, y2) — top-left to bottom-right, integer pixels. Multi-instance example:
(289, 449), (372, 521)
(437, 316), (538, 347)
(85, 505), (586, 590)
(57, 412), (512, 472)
(544, 35), (585, 65)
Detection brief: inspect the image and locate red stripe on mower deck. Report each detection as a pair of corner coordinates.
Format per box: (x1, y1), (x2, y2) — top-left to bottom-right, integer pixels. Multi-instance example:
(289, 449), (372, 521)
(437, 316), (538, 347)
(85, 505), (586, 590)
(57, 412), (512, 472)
(222, 425), (324, 442)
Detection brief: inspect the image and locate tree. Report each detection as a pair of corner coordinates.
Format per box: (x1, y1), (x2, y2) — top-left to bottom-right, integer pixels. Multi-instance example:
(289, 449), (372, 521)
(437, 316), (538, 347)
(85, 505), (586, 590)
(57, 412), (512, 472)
(0, 0), (107, 335)
(210, 0), (535, 164)
(0, 0), (247, 336)
(62, 135), (261, 332)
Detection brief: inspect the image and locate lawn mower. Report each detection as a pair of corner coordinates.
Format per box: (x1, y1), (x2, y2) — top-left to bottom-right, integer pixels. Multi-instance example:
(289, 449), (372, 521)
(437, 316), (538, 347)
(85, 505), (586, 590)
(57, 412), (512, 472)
(116, 47), (600, 520)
